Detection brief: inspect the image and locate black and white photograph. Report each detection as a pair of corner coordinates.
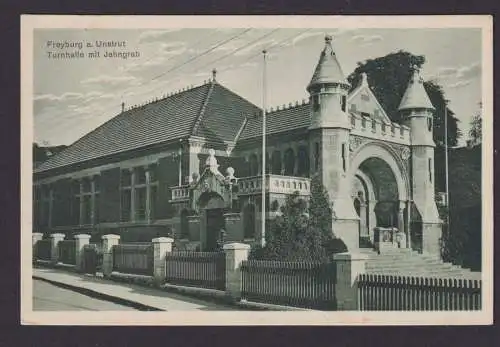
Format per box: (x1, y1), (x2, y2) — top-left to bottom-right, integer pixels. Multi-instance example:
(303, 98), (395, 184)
(22, 15), (493, 325)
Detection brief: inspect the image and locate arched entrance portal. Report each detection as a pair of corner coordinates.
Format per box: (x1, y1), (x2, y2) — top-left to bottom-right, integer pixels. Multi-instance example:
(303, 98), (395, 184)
(348, 143), (410, 248)
(198, 192), (225, 251)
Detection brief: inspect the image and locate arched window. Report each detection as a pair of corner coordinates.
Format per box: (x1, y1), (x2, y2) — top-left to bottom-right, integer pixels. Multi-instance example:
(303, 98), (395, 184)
(271, 150), (282, 175)
(314, 143), (320, 172)
(249, 154), (259, 176)
(180, 209), (189, 239)
(297, 146), (309, 177)
(243, 204), (256, 239)
(284, 148), (295, 176)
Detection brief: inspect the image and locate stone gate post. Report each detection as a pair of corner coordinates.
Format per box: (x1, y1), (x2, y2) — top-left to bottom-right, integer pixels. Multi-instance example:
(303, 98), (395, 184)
(333, 252), (369, 310)
(50, 233), (65, 264)
(74, 234), (91, 272)
(223, 242), (250, 302)
(101, 234), (120, 277)
(152, 237), (174, 285)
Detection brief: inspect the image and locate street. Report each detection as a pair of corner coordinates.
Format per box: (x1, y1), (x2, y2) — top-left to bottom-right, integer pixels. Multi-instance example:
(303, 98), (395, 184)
(33, 279), (137, 311)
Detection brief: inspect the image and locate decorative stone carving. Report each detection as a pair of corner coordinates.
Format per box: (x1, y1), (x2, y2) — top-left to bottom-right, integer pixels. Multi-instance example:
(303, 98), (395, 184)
(400, 147), (410, 161)
(349, 136), (364, 152)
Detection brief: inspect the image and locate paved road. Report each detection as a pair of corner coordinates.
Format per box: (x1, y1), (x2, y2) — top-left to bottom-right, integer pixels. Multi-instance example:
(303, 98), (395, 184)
(33, 279), (137, 311)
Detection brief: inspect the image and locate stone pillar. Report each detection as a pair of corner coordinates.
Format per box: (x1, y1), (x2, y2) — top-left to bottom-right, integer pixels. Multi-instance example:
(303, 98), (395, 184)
(152, 237), (174, 284)
(101, 234), (120, 277)
(333, 252), (369, 310)
(223, 213), (242, 242)
(223, 243), (250, 301)
(74, 234), (91, 272)
(32, 233), (43, 262)
(50, 233), (65, 264)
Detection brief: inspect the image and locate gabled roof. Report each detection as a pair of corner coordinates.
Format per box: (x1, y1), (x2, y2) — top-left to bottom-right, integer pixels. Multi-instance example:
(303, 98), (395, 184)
(35, 81), (260, 174)
(398, 66), (434, 111)
(307, 35), (350, 91)
(239, 103), (311, 141)
(348, 72), (392, 124)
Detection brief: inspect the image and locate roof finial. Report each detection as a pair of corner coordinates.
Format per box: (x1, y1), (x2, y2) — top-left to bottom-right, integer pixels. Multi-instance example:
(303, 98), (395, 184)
(121, 101), (125, 113)
(325, 34), (333, 43)
(212, 68), (217, 82)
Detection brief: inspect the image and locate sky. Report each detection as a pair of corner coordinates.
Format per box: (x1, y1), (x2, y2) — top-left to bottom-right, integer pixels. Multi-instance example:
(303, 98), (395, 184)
(33, 27), (482, 147)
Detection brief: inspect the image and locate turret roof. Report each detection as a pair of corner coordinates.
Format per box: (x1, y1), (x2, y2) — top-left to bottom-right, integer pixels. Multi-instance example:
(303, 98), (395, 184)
(398, 66), (434, 111)
(307, 35), (350, 91)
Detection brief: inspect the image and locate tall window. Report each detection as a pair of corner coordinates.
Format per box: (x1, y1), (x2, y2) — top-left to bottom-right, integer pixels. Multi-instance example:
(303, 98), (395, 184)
(120, 165), (158, 222)
(341, 95), (347, 112)
(271, 150), (282, 175)
(180, 209), (189, 239)
(297, 146), (309, 177)
(284, 148), (295, 176)
(39, 184), (52, 227)
(249, 154), (259, 176)
(72, 176), (100, 226)
(429, 158), (432, 183)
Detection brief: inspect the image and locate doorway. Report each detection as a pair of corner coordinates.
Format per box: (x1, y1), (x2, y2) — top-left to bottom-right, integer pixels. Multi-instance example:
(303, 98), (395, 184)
(205, 208), (224, 251)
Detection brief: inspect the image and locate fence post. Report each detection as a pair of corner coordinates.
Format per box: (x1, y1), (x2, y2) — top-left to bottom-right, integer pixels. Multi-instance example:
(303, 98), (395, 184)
(101, 234), (120, 278)
(74, 234), (91, 272)
(50, 233), (65, 264)
(333, 252), (369, 310)
(32, 233), (43, 261)
(152, 237), (174, 285)
(223, 242), (250, 302)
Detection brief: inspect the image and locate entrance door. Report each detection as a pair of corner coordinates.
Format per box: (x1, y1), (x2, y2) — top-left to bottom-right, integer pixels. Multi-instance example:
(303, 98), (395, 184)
(205, 208), (224, 251)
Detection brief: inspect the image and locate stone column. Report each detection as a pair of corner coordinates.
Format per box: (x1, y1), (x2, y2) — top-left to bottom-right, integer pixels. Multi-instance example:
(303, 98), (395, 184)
(333, 252), (369, 310)
(32, 233), (43, 262)
(223, 243), (250, 302)
(152, 237), (174, 285)
(50, 233), (65, 264)
(101, 234), (120, 277)
(396, 201), (407, 248)
(74, 234), (91, 272)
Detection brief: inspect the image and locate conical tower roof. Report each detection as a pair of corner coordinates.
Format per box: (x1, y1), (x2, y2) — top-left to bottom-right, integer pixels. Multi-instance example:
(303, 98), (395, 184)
(307, 35), (349, 91)
(398, 66), (434, 111)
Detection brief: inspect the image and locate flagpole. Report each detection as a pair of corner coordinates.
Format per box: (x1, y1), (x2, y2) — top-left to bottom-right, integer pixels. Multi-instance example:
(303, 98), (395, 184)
(261, 49), (267, 248)
(444, 99), (450, 227)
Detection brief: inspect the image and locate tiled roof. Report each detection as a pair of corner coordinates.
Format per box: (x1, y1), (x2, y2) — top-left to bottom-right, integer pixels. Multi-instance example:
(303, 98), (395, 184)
(398, 67), (434, 111)
(35, 82), (259, 173)
(239, 103), (311, 140)
(193, 83), (261, 143)
(308, 35), (349, 91)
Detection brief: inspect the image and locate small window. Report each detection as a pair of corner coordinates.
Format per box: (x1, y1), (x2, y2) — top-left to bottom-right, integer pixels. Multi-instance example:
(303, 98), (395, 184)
(314, 142), (320, 171)
(428, 158), (432, 183)
(312, 94), (320, 111)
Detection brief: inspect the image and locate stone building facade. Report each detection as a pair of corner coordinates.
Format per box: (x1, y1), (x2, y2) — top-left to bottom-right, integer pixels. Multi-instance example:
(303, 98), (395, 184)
(33, 36), (442, 256)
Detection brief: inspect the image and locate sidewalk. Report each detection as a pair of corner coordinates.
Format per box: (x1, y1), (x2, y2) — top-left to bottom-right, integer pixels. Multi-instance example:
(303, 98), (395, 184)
(33, 268), (238, 311)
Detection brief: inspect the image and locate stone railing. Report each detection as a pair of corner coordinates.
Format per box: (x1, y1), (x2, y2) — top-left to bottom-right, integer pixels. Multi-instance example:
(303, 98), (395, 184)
(170, 185), (190, 202)
(237, 174), (311, 196)
(350, 114), (411, 145)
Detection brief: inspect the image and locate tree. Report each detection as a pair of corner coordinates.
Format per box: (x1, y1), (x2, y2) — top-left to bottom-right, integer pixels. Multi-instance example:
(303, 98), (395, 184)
(250, 176), (346, 262)
(469, 106), (482, 145)
(347, 51), (461, 147)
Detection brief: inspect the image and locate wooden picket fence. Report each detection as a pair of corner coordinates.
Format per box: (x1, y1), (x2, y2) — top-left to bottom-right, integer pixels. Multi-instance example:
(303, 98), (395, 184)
(357, 274), (482, 311)
(112, 243), (154, 276)
(241, 260), (337, 310)
(165, 251), (226, 290)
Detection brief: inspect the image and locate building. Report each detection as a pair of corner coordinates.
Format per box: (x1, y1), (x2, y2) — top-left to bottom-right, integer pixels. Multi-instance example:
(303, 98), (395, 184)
(33, 35), (442, 256)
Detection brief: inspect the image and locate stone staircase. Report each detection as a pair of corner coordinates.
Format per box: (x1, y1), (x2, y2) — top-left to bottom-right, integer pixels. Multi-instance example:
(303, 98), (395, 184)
(359, 248), (481, 280)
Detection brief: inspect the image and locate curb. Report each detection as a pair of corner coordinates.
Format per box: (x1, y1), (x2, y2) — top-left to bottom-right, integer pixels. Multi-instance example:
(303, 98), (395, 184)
(33, 276), (163, 311)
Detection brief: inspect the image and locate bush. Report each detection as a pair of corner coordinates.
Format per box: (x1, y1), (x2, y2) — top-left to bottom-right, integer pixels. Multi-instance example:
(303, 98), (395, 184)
(250, 176), (345, 262)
